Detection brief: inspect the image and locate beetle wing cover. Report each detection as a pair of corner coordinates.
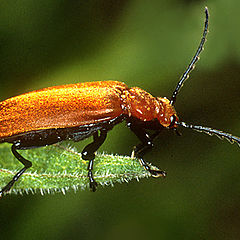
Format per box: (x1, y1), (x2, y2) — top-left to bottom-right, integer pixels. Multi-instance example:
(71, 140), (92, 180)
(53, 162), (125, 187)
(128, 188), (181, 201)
(0, 81), (127, 138)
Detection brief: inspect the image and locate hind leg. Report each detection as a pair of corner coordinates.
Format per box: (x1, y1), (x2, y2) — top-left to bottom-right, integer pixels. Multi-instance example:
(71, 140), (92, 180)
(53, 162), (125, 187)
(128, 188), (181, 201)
(0, 144), (32, 197)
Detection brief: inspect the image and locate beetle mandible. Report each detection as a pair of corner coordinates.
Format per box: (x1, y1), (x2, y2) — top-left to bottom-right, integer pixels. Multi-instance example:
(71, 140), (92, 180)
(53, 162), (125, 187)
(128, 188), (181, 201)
(1, 7), (239, 196)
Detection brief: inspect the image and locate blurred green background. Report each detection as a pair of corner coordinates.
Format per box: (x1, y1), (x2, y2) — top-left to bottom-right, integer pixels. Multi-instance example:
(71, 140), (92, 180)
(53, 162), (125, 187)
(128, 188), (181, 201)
(1, 0), (240, 239)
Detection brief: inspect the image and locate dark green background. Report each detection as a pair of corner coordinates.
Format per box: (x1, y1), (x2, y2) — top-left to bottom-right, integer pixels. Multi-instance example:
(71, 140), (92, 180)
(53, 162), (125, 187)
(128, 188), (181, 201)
(1, 0), (240, 239)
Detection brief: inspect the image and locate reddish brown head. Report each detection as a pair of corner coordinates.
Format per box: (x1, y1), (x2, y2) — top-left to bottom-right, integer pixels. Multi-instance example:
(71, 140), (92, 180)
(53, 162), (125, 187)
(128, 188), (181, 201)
(156, 97), (178, 128)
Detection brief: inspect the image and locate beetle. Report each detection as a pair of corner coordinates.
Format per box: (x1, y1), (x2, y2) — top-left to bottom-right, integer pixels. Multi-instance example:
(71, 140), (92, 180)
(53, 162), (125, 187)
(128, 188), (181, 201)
(1, 7), (240, 196)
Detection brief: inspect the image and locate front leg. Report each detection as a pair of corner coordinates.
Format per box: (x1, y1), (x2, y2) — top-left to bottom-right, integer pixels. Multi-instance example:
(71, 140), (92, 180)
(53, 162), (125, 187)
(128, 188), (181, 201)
(81, 130), (107, 191)
(127, 121), (166, 178)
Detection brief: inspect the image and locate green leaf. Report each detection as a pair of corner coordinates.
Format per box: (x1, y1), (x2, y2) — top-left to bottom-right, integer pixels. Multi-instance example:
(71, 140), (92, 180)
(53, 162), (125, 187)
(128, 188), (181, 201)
(0, 143), (161, 195)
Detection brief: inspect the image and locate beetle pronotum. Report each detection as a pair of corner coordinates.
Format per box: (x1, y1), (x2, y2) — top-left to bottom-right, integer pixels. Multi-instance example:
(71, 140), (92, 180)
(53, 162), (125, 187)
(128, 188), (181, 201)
(0, 7), (239, 196)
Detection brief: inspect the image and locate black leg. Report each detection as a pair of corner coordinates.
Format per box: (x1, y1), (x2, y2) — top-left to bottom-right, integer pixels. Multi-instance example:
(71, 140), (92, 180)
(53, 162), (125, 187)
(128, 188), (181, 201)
(81, 130), (107, 191)
(128, 122), (166, 178)
(0, 144), (32, 197)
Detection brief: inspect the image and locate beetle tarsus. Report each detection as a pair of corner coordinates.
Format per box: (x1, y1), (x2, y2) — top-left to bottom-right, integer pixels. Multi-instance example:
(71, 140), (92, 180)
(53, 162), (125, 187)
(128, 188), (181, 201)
(138, 157), (166, 177)
(0, 180), (15, 197)
(149, 169), (167, 178)
(88, 170), (98, 192)
(87, 159), (98, 192)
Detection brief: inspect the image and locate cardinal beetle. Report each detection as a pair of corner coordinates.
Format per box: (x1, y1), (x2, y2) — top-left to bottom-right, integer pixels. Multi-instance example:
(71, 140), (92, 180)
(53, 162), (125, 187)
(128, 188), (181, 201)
(0, 7), (239, 196)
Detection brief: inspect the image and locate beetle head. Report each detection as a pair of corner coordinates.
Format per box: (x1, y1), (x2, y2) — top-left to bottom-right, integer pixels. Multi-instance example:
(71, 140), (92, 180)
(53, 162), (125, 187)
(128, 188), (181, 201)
(156, 97), (178, 129)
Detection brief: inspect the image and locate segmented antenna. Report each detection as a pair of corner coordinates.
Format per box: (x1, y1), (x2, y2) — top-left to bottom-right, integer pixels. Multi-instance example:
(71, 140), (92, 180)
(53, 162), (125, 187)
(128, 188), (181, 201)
(177, 121), (240, 147)
(170, 7), (209, 105)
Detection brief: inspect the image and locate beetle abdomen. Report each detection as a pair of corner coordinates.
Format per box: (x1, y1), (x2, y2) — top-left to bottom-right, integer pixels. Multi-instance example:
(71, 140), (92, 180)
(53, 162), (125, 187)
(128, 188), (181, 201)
(0, 81), (127, 139)
(1, 114), (125, 149)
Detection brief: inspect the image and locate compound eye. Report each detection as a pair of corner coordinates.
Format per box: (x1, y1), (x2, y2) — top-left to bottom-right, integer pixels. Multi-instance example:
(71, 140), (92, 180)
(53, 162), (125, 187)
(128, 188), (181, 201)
(169, 115), (176, 128)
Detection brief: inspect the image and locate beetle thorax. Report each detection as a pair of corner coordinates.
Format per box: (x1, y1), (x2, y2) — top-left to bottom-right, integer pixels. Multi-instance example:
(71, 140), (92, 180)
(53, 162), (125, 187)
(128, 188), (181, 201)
(121, 87), (178, 127)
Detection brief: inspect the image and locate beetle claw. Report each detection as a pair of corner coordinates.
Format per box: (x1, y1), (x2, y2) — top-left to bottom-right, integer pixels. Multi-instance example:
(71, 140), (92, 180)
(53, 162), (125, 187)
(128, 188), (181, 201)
(89, 180), (98, 192)
(150, 170), (167, 178)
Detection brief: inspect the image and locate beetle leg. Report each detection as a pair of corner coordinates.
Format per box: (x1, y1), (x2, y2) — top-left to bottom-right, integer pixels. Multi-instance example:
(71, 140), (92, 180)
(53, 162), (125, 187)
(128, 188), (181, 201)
(81, 130), (107, 192)
(0, 144), (32, 197)
(128, 122), (166, 178)
(128, 121), (159, 157)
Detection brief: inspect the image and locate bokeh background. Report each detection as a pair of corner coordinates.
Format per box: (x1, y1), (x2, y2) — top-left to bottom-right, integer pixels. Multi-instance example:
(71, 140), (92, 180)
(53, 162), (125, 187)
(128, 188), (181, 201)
(1, 0), (240, 239)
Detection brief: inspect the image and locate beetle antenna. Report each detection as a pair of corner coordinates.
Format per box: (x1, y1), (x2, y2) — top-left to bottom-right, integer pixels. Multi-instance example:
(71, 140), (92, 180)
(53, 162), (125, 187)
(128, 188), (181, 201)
(176, 121), (240, 147)
(170, 7), (209, 106)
